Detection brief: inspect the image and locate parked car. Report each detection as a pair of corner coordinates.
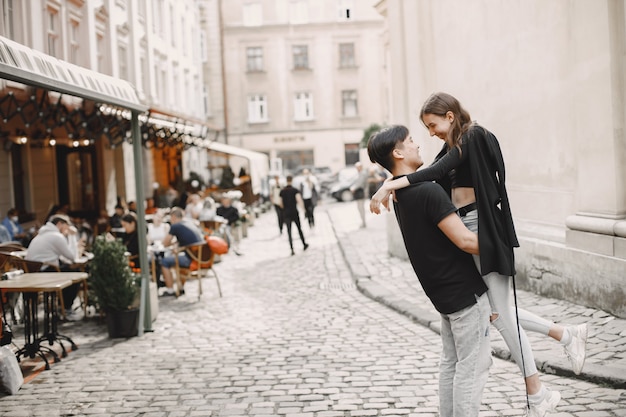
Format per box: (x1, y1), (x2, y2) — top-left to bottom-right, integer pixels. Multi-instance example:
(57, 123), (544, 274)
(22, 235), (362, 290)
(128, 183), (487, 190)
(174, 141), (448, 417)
(329, 166), (359, 202)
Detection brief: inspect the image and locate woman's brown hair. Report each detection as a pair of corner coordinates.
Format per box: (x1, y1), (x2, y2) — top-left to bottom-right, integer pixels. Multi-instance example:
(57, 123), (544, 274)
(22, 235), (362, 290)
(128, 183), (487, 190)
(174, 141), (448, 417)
(419, 92), (472, 150)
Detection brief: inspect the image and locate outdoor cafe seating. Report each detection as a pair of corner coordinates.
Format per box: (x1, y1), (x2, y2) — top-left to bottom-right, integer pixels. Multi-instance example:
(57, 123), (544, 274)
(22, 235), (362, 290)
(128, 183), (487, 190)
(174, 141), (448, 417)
(173, 242), (222, 300)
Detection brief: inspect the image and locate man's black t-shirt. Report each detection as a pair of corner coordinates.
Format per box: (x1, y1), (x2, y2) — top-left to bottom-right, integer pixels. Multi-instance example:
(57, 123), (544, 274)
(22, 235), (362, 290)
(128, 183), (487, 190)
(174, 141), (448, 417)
(394, 180), (487, 314)
(279, 185), (300, 219)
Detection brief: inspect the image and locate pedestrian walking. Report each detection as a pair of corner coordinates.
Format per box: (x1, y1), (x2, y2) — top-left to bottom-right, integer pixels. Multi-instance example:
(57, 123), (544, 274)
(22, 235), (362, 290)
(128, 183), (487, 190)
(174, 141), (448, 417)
(367, 124), (491, 417)
(298, 169), (319, 228)
(369, 92), (584, 415)
(349, 162), (369, 228)
(269, 175), (284, 235)
(279, 175), (309, 256)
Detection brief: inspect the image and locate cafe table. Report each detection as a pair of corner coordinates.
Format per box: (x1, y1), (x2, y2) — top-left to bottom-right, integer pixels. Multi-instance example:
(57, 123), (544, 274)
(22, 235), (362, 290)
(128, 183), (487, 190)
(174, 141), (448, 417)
(0, 272), (87, 370)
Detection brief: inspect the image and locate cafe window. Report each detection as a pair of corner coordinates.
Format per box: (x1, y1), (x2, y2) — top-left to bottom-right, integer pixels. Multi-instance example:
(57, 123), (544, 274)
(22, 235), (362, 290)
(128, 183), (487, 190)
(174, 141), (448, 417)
(342, 90), (358, 117)
(292, 45), (309, 70)
(246, 47), (263, 72)
(248, 94), (268, 123)
(339, 43), (355, 68)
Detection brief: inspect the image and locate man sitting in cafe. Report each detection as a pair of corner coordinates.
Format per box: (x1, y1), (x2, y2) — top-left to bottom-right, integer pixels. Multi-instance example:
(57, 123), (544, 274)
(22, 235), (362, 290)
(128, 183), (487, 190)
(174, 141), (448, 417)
(159, 207), (204, 296)
(25, 214), (85, 319)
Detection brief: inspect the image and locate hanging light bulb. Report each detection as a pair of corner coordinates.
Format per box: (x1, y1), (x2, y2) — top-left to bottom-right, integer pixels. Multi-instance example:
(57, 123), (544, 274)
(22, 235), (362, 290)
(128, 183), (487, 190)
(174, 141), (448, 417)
(49, 138), (56, 146)
(72, 140), (79, 147)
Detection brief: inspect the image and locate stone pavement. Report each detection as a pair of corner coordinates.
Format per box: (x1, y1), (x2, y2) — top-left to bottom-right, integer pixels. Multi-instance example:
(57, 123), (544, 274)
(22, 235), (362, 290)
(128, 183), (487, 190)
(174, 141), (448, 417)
(326, 199), (626, 390)
(0, 200), (624, 416)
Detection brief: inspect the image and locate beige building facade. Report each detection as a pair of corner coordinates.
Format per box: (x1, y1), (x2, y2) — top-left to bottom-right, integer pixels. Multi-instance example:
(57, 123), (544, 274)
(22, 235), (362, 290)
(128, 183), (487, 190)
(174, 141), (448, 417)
(376, 0), (626, 317)
(220, 0), (386, 175)
(0, 0), (216, 222)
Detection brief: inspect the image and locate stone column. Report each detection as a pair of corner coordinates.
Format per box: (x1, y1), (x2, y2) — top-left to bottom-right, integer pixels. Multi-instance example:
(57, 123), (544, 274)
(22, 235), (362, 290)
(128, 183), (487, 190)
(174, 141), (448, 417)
(565, 1), (626, 260)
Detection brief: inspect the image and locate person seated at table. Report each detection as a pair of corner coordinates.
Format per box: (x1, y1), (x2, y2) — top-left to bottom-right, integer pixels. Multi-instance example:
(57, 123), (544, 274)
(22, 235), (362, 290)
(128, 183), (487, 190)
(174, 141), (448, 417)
(216, 195), (242, 256)
(25, 214), (85, 320)
(159, 207), (204, 296)
(147, 211), (170, 288)
(145, 197), (159, 215)
(95, 209), (111, 236)
(121, 213), (140, 260)
(2, 208), (29, 245)
(185, 193), (204, 220)
(109, 204), (126, 238)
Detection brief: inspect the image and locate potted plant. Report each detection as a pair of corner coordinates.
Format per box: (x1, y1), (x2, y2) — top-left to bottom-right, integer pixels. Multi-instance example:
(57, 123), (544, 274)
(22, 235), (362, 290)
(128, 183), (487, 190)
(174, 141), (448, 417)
(89, 235), (140, 338)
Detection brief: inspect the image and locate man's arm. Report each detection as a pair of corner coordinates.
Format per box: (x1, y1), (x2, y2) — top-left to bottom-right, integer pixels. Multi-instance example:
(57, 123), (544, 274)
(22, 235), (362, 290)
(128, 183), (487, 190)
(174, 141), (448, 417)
(438, 213), (479, 255)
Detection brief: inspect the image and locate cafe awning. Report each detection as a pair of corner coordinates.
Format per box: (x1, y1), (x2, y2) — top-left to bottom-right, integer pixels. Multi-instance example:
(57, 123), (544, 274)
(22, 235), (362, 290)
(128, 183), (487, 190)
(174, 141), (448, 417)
(204, 141), (269, 195)
(0, 35), (146, 112)
(0, 35), (154, 334)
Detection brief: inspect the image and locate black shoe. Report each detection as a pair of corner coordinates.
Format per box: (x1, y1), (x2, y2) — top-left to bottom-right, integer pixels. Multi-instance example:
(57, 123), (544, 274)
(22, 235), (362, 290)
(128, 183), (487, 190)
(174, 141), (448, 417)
(303, 244), (309, 251)
(291, 250), (295, 256)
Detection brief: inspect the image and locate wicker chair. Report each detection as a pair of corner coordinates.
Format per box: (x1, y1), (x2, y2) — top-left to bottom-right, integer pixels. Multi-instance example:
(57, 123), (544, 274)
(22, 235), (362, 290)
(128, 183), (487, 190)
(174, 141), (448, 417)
(173, 242), (222, 300)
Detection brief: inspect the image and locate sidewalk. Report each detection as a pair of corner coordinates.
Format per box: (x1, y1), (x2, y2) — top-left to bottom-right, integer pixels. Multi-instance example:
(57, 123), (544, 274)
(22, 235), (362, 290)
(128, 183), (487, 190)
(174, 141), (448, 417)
(326, 202), (626, 389)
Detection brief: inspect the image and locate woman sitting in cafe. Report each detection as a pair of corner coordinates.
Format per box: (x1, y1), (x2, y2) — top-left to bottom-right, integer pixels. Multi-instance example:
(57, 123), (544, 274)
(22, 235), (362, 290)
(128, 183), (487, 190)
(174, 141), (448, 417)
(121, 212), (140, 260)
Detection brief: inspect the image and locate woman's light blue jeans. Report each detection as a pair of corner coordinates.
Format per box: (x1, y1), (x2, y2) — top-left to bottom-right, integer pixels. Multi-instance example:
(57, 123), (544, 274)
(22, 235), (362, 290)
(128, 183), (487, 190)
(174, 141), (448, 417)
(439, 292), (492, 417)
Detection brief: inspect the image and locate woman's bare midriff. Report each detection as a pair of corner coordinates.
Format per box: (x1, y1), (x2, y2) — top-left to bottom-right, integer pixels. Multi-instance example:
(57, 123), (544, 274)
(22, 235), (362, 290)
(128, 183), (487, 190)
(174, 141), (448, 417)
(451, 187), (476, 209)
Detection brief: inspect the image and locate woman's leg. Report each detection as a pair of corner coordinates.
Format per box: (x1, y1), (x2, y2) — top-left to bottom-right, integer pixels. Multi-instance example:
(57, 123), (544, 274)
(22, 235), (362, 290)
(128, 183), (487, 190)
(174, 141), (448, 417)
(462, 209), (588, 374)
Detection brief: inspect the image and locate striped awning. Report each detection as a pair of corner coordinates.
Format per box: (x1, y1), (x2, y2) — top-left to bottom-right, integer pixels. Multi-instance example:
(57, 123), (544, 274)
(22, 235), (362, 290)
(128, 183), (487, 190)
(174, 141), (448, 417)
(0, 35), (146, 112)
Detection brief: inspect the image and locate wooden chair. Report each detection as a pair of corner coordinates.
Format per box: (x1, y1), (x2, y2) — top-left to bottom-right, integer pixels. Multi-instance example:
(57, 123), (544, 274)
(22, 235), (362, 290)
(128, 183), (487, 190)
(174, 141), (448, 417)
(173, 242), (222, 300)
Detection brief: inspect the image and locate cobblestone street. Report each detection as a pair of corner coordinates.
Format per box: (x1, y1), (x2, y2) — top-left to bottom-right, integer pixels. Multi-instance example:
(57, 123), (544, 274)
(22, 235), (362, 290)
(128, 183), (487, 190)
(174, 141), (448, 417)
(0, 201), (624, 416)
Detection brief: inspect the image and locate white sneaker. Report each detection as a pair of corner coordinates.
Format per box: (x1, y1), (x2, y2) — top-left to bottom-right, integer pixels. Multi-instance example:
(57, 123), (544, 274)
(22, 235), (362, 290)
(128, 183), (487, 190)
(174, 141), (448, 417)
(526, 388), (561, 417)
(564, 323), (588, 375)
(64, 310), (81, 321)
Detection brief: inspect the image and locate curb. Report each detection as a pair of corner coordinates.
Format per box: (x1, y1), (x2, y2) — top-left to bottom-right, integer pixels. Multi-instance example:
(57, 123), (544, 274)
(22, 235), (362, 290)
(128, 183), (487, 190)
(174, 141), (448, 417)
(329, 211), (626, 390)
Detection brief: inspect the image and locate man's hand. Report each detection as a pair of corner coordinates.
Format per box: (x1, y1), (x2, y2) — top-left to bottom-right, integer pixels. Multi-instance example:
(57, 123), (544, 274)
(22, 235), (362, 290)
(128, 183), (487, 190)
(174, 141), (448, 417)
(370, 182), (392, 214)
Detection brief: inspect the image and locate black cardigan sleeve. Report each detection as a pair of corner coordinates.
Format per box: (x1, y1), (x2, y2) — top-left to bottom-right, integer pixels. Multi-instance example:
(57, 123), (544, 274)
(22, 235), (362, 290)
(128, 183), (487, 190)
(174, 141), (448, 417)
(406, 143), (468, 184)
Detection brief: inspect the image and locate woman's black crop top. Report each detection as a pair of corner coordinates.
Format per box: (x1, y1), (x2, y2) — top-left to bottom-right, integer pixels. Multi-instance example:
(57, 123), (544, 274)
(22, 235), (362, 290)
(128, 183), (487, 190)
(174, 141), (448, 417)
(406, 140), (473, 188)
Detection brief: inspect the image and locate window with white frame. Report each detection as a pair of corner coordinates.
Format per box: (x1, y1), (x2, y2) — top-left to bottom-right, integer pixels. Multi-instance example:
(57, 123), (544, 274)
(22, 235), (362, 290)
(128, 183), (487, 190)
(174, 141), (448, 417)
(338, 0), (353, 21)
(2, 0), (15, 40)
(46, 6), (60, 57)
(137, 0), (146, 18)
(247, 94), (268, 123)
(246, 47), (263, 72)
(200, 31), (208, 63)
(152, 0), (163, 33)
(203, 85), (211, 117)
(342, 90), (358, 117)
(294, 92), (314, 121)
(170, 4), (176, 47)
(289, 0), (308, 24)
(118, 44), (128, 80)
(292, 45), (308, 69)
(243, 3), (262, 27)
(69, 19), (79, 65)
(96, 33), (105, 72)
(339, 43), (355, 68)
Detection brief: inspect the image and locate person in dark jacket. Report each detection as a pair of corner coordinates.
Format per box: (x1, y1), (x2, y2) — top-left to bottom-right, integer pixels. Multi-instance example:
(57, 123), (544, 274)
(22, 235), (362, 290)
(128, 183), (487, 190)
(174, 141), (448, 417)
(279, 176), (309, 256)
(368, 93), (587, 415)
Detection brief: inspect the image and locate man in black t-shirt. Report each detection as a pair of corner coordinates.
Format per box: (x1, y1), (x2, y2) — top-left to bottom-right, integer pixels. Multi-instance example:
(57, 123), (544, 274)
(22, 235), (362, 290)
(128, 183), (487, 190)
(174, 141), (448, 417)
(367, 125), (491, 417)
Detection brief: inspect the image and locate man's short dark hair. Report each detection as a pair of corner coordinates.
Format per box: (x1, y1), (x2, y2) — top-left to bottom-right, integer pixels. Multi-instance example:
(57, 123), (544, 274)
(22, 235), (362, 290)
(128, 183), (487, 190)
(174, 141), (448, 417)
(170, 207), (184, 219)
(367, 125), (409, 173)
